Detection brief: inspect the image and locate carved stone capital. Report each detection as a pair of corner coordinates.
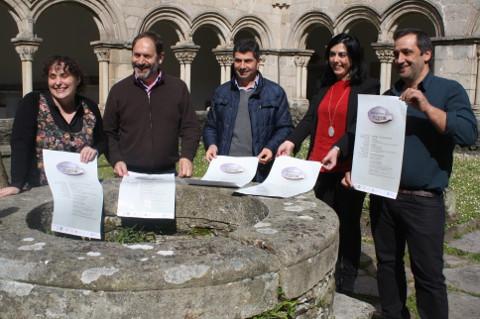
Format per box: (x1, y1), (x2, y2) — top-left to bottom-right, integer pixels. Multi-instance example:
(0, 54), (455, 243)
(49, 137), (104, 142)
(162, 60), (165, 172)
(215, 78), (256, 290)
(93, 47), (110, 62)
(372, 43), (394, 63)
(272, 1), (290, 9)
(173, 50), (198, 64)
(375, 49), (394, 63)
(213, 47), (234, 67)
(294, 55), (310, 67)
(258, 55), (266, 66)
(11, 37), (42, 61)
(214, 54), (234, 67)
(171, 44), (200, 64)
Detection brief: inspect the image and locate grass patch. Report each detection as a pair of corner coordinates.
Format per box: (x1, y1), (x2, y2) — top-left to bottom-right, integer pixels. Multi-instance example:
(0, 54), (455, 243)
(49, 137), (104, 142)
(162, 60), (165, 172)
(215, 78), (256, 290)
(106, 225), (156, 244)
(251, 288), (298, 319)
(188, 226), (215, 237)
(406, 294), (419, 318)
(448, 153), (480, 226)
(98, 154), (114, 180)
(193, 143), (209, 177)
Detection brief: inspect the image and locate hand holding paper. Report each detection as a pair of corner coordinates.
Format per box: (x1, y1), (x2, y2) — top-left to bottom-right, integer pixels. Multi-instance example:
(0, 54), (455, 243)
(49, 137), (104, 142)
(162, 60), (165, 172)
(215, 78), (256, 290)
(237, 156), (321, 198)
(43, 149), (103, 239)
(185, 155), (258, 188)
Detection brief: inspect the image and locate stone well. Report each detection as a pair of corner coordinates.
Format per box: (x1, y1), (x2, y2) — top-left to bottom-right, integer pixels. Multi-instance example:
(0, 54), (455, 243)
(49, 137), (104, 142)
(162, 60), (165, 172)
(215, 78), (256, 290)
(0, 178), (339, 319)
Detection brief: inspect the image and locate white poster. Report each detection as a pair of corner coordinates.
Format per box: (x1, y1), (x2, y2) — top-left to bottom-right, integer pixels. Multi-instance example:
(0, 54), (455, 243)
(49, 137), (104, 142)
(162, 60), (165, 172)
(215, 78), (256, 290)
(117, 172), (175, 219)
(236, 156), (321, 198)
(185, 155), (258, 188)
(43, 149), (103, 239)
(351, 94), (407, 199)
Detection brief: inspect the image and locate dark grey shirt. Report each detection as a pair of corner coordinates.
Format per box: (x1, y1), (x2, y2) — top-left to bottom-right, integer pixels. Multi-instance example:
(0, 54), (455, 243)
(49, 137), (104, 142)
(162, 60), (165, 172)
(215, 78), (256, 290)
(386, 72), (477, 192)
(229, 90), (254, 156)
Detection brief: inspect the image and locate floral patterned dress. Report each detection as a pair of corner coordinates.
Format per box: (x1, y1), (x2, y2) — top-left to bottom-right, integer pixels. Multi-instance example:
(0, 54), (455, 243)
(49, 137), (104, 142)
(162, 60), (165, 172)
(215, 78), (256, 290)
(35, 94), (96, 185)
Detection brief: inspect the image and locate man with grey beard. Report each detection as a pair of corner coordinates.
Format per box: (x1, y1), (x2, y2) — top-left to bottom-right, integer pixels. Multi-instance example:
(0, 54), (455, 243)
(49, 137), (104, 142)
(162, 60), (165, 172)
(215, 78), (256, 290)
(103, 31), (201, 177)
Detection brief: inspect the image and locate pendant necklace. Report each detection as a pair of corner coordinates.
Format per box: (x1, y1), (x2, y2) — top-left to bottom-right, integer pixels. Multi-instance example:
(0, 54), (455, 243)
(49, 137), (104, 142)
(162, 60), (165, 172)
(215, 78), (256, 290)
(327, 84), (349, 137)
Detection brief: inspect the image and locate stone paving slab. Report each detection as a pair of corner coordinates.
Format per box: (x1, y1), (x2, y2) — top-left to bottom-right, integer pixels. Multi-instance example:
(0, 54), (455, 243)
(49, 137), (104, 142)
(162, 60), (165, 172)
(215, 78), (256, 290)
(333, 292), (375, 319)
(354, 275), (379, 297)
(448, 291), (480, 319)
(449, 231), (480, 254)
(444, 254), (471, 268)
(444, 264), (480, 295)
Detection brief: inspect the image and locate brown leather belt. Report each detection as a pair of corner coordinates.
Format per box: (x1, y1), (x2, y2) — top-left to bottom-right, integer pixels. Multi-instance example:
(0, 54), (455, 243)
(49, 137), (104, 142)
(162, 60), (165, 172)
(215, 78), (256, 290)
(398, 189), (437, 198)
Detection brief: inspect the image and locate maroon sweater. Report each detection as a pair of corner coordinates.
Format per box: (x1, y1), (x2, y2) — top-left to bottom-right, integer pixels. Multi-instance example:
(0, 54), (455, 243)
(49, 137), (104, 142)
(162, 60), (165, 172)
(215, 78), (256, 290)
(103, 73), (201, 173)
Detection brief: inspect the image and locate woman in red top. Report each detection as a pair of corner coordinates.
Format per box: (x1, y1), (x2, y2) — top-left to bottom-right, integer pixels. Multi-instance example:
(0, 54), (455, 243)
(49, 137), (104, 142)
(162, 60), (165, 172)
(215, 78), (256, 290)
(277, 34), (379, 294)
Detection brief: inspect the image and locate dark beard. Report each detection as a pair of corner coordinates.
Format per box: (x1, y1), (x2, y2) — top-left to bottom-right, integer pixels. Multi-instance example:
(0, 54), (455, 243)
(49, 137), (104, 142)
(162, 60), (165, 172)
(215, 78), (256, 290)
(132, 62), (159, 80)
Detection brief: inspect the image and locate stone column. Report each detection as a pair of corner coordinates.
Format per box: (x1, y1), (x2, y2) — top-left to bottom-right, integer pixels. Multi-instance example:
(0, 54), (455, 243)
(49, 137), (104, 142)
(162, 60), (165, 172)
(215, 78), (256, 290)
(92, 44), (111, 113)
(258, 55), (266, 74)
(473, 45), (480, 147)
(294, 53), (312, 99)
(474, 45), (480, 107)
(172, 44), (200, 91)
(373, 44), (394, 94)
(0, 151), (8, 188)
(213, 48), (234, 84)
(11, 37), (42, 96)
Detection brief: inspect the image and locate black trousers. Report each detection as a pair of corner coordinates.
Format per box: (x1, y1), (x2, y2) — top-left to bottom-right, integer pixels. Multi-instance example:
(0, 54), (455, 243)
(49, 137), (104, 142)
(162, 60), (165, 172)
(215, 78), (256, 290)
(370, 193), (448, 319)
(315, 172), (366, 291)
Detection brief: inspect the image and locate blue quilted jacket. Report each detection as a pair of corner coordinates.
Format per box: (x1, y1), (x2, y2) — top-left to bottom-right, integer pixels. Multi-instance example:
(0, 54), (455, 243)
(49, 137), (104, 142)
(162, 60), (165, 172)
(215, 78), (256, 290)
(203, 73), (293, 181)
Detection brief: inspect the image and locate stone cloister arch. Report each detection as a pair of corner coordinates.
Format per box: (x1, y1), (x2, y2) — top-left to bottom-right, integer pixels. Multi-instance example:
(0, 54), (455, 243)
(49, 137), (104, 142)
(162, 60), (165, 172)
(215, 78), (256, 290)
(140, 6), (191, 44)
(305, 25), (332, 100)
(2, 0), (27, 35)
(149, 20), (181, 79)
(0, 1), (21, 118)
(1, 0), (129, 110)
(1, 0), (478, 127)
(345, 19), (381, 80)
(381, 0), (444, 42)
(288, 12), (334, 104)
(33, 0), (128, 107)
(232, 16), (272, 49)
(139, 7), (198, 97)
(33, 3), (100, 101)
(372, 1), (444, 93)
(288, 12), (334, 50)
(335, 6), (382, 82)
(32, 0), (127, 40)
(191, 12), (231, 47)
(231, 16), (278, 85)
(191, 24), (222, 109)
(192, 12), (231, 92)
(334, 6), (381, 35)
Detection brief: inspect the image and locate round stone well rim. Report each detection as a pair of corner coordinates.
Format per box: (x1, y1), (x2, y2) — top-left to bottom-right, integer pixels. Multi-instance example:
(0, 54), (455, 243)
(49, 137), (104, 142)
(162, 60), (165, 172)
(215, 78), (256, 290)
(0, 179), (339, 313)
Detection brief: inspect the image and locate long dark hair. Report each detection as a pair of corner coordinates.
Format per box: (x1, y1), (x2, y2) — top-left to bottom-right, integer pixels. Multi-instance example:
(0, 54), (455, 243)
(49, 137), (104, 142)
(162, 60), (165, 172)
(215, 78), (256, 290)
(321, 33), (365, 86)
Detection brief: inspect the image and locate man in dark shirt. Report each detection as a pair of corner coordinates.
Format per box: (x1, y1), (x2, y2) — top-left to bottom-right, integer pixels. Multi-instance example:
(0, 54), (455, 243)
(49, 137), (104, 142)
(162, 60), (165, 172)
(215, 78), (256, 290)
(367, 29), (478, 319)
(103, 31), (200, 177)
(203, 39), (293, 181)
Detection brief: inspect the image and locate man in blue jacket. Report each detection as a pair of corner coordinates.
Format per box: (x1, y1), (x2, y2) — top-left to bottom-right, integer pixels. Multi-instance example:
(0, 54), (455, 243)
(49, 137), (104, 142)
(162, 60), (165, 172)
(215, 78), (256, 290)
(203, 39), (293, 181)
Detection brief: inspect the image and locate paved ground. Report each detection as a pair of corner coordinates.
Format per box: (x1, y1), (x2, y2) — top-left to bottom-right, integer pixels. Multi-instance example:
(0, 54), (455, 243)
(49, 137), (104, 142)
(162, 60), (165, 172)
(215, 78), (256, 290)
(333, 225), (480, 319)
